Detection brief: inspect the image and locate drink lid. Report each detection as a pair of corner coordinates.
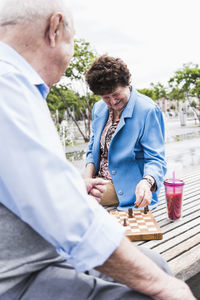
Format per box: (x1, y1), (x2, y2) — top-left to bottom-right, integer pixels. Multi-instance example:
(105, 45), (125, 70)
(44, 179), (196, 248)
(164, 179), (184, 187)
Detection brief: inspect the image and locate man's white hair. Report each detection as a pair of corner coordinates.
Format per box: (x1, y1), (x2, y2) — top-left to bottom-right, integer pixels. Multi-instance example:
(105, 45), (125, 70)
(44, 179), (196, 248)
(0, 0), (71, 26)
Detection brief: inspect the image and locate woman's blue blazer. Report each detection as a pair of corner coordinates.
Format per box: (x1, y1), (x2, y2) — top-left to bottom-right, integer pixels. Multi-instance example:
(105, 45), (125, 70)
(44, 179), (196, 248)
(86, 87), (167, 210)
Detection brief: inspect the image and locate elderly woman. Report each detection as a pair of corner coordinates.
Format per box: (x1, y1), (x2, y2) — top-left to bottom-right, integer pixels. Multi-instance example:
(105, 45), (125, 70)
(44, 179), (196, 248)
(84, 55), (166, 210)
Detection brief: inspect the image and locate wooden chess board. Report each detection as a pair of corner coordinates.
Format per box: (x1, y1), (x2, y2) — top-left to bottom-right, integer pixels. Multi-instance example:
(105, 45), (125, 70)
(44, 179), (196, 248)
(110, 210), (163, 241)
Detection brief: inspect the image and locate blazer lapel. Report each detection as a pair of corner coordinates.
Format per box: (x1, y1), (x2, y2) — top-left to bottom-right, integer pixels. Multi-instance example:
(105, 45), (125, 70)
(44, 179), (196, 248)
(114, 87), (137, 137)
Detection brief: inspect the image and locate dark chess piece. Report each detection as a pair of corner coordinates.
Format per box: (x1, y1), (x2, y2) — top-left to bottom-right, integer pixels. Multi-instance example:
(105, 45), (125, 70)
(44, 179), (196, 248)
(123, 218), (127, 226)
(144, 205), (149, 214)
(128, 208), (133, 218)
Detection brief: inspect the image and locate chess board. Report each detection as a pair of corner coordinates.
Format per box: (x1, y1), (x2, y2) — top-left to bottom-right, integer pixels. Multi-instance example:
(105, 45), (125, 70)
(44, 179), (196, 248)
(110, 210), (163, 241)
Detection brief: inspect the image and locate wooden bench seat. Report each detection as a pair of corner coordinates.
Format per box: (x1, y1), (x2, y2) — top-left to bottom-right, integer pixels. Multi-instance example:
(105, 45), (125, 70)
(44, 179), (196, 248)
(134, 166), (200, 281)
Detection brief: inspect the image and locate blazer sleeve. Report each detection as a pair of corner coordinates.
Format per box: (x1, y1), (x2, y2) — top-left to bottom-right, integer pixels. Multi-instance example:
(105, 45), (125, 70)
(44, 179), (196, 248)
(139, 105), (167, 189)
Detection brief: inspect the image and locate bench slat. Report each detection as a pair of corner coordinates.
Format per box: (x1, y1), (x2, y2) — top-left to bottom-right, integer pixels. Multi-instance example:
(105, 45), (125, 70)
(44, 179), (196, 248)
(168, 244), (200, 281)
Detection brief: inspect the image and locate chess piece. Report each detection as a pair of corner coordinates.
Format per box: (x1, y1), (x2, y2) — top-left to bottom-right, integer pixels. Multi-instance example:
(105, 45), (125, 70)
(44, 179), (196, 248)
(123, 218), (127, 226)
(134, 204), (139, 208)
(128, 208), (133, 218)
(110, 210), (163, 241)
(144, 205), (149, 214)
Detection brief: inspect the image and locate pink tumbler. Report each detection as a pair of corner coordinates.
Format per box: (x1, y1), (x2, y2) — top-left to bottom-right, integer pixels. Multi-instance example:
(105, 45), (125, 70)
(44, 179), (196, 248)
(164, 179), (184, 221)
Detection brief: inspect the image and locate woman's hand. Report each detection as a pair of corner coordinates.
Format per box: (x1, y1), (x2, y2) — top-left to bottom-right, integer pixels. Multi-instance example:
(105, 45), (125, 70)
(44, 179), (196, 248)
(84, 177), (109, 202)
(135, 179), (152, 208)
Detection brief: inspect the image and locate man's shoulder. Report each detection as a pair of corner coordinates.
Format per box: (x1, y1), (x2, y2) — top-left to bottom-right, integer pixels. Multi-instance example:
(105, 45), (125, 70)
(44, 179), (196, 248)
(0, 62), (32, 90)
(0, 60), (19, 76)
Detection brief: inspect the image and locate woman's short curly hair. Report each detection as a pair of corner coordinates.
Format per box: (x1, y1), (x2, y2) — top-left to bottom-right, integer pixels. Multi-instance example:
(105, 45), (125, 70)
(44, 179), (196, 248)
(85, 55), (131, 95)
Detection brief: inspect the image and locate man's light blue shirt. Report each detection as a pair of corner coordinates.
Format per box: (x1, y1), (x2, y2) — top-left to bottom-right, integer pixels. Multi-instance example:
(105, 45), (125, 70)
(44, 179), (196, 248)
(0, 42), (125, 272)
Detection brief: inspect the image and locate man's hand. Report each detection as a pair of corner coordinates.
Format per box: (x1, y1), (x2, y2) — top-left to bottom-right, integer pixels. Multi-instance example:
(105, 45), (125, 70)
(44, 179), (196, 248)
(84, 177), (109, 202)
(152, 275), (196, 300)
(135, 179), (152, 208)
(96, 237), (196, 300)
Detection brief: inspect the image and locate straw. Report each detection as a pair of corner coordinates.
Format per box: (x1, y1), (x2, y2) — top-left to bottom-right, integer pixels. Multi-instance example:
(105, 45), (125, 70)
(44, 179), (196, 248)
(172, 171), (175, 193)
(173, 171), (175, 183)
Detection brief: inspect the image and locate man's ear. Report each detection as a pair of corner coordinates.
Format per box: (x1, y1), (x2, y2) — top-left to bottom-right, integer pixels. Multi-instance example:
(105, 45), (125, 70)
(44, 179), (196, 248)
(48, 13), (63, 47)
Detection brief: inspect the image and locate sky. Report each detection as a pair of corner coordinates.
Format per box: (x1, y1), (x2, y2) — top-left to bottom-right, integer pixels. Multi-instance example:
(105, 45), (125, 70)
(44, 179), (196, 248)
(69, 0), (200, 89)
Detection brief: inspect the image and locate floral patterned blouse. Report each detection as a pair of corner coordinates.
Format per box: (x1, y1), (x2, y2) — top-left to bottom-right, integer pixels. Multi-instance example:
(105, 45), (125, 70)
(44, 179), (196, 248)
(98, 110), (120, 180)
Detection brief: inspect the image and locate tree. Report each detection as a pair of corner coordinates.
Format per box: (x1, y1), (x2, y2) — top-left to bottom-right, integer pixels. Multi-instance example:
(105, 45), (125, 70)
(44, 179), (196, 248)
(62, 39), (98, 141)
(169, 63), (200, 98)
(167, 86), (185, 102)
(46, 89), (66, 123)
(65, 39), (97, 82)
(47, 85), (100, 142)
(168, 63), (200, 123)
(150, 82), (168, 100)
(137, 88), (156, 101)
(47, 39), (99, 142)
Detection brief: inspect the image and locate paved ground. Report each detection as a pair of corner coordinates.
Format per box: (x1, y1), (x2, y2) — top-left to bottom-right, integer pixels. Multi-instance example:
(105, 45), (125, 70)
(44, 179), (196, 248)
(165, 117), (200, 143)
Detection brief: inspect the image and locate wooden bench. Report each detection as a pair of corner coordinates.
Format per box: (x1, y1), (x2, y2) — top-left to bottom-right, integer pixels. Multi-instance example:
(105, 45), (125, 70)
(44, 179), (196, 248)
(134, 165), (200, 281)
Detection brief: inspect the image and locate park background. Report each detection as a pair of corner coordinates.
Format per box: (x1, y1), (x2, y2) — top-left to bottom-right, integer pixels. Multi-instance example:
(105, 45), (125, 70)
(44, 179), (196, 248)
(45, 0), (200, 178)
(46, 1), (200, 296)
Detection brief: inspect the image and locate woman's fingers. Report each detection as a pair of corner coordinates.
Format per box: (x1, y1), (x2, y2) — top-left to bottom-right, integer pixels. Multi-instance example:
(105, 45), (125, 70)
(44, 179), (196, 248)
(135, 180), (152, 208)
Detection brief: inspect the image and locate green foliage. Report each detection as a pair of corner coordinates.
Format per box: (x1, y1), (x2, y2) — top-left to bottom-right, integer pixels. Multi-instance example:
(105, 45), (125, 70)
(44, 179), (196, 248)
(168, 86), (185, 102)
(46, 39), (99, 141)
(65, 39), (97, 81)
(168, 63), (200, 100)
(150, 82), (167, 100)
(190, 100), (197, 108)
(138, 83), (168, 101)
(139, 64), (200, 106)
(47, 36), (200, 136)
(47, 85), (100, 142)
(137, 88), (156, 101)
(168, 63), (200, 123)
(46, 90), (66, 122)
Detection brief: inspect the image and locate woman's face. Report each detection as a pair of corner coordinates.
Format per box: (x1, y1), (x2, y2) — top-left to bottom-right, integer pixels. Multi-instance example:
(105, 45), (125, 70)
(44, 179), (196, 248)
(101, 86), (130, 112)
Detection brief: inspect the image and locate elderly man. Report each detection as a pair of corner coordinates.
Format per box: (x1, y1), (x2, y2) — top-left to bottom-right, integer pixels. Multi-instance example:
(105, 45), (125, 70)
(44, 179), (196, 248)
(0, 0), (195, 299)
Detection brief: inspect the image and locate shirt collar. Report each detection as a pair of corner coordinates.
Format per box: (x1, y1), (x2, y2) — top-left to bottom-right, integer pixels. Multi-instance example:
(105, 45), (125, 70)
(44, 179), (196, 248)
(0, 41), (49, 98)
